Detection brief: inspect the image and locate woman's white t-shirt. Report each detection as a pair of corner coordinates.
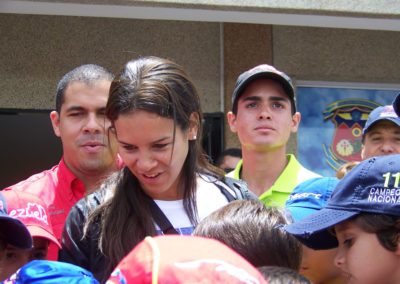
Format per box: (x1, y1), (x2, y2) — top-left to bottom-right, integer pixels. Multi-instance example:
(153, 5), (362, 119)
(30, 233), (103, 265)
(153, 176), (230, 235)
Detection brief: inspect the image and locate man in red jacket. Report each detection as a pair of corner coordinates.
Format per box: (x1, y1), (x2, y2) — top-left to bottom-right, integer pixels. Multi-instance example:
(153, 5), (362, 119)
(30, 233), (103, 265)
(4, 64), (120, 260)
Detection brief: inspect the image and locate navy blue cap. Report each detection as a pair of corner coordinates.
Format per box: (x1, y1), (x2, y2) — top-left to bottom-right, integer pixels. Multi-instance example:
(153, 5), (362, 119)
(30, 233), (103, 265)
(1, 260), (99, 284)
(231, 64), (295, 113)
(362, 105), (400, 135)
(284, 154), (400, 250)
(0, 192), (32, 249)
(393, 93), (400, 116)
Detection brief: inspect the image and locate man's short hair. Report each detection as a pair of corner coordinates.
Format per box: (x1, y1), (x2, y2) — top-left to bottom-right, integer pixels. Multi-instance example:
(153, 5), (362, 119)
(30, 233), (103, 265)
(55, 64), (114, 113)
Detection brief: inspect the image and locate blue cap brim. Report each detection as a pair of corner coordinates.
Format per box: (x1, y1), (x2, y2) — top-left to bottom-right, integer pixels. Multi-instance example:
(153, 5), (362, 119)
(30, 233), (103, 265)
(284, 208), (358, 250)
(363, 117), (400, 135)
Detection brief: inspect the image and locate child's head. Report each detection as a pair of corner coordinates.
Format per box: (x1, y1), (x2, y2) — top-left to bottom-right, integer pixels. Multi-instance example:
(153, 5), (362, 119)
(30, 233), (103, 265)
(335, 161), (359, 179)
(285, 177), (344, 284)
(0, 192), (32, 281)
(2, 191), (60, 260)
(285, 154), (400, 284)
(333, 213), (400, 284)
(194, 199), (301, 270)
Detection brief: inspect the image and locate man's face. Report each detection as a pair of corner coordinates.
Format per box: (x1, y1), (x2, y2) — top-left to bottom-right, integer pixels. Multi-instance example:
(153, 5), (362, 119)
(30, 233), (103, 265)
(219, 155), (241, 173)
(50, 80), (118, 178)
(227, 79), (300, 152)
(361, 120), (400, 159)
(30, 237), (49, 260)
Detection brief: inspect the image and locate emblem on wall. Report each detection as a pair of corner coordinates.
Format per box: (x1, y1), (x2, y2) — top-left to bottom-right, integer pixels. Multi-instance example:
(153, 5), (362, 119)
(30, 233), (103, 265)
(322, 99), (380, 171)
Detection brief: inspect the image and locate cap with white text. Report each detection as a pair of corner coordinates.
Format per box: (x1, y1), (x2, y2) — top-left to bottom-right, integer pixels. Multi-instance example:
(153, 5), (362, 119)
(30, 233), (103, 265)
(284, 154), (400, 250)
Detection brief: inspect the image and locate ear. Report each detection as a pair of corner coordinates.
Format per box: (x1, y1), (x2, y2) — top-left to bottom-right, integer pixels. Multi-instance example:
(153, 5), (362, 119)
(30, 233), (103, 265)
(227, 111), (238, 133)
(290, 112), (301, 133)
(395, 232), (400, 256)
(188, 113), (199, 140)
(50, 111), (61, 137)
(361, 144), (366, 160)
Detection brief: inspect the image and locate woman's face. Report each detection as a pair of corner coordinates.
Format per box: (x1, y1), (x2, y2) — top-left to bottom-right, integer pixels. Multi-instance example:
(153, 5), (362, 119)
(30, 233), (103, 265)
(114, 110), (196, 200)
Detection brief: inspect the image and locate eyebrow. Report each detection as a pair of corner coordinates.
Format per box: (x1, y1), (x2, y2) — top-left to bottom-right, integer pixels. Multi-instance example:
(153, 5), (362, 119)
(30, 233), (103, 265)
(241, 95), (290, 103)
(269, 96), (290, 102)
(64, 106), (86, 113)
(117, 136), (171, 146)
(241, 95), (261, 103)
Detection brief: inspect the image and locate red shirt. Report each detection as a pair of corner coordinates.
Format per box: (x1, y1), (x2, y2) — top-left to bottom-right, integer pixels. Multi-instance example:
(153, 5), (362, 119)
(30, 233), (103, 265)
(4, 159), (86, 260)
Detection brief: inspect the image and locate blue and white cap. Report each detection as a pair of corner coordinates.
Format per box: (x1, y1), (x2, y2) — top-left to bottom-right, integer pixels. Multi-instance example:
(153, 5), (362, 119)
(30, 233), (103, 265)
(284, 177), (340, 250)
(362, 105), (400, 135)
(285, 177), (339, 223)
(284, 154), (400, 250)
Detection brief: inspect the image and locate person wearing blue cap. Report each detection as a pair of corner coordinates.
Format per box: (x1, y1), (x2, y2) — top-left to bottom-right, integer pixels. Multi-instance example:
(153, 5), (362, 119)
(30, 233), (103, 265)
(285, 177), (345, 284)
(361, 104), (400, 159)
(0, 192), (33, 281)
(284, 154), (400, 284)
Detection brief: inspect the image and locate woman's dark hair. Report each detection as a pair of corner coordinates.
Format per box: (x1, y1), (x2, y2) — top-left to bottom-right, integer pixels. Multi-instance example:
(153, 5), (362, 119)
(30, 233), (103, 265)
(193, 200), (302, 270)
(354, 213), (400, 252)
(85, 56), (222, 278)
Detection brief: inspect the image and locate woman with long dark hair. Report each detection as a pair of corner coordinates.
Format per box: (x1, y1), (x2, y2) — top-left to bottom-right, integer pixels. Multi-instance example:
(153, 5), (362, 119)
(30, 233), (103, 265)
(59, 56), (252, 282)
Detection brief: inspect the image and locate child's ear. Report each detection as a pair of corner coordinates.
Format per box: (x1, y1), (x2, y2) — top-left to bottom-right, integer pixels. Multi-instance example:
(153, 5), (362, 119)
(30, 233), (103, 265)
(395, 236), (400, 256)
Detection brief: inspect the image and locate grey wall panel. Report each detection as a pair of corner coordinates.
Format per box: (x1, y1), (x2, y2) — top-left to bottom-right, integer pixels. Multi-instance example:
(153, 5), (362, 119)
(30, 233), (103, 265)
(0, 14), (221, 112)
(273, 26), (400, 83)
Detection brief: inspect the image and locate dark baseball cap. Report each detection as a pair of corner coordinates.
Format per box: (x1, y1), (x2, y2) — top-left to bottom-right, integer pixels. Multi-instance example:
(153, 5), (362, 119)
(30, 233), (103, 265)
(284, 154), (400, 250)
(231, 64), (295, 113)
(0, 192), (32, 249)
(393, 93), (400, 116)
(362, 105), (400, 135)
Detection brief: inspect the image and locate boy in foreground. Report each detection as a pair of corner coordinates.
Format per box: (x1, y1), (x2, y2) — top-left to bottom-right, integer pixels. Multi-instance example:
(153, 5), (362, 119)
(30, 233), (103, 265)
(285, 154), (400, 284)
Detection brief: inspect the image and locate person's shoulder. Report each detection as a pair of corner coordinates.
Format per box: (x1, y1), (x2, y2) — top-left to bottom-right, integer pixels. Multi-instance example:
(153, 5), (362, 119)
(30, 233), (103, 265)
(286, 154), (321, 179)
(3, 164), (60, 192)
(200, 174), (257, 201)
(74, 186), (110, 213)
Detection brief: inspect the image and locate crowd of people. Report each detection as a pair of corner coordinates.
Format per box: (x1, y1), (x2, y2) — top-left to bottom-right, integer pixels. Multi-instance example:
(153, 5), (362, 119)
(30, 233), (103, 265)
(1, 57), (400, 283)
